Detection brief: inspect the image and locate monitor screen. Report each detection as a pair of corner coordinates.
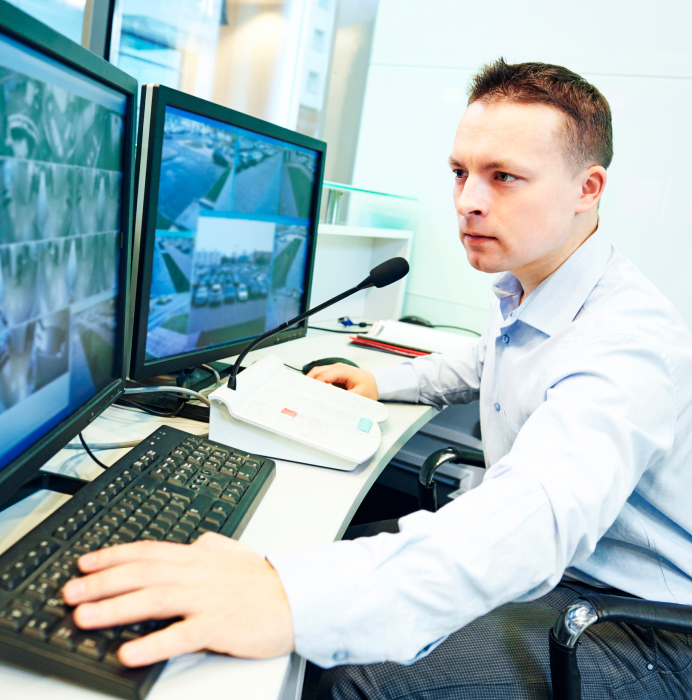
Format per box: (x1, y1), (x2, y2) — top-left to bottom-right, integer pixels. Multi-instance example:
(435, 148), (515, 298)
(0, 30), (127, 474)
(141, 103), (320, 364)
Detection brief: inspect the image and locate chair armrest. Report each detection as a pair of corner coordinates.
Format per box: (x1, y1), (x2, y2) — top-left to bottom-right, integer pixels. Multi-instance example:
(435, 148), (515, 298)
(549, 594), (692, 700)
(418, 446), (485, 512)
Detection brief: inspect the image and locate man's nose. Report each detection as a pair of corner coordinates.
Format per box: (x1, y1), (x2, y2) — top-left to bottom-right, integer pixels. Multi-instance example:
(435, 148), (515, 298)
(455, 176), (489, 218)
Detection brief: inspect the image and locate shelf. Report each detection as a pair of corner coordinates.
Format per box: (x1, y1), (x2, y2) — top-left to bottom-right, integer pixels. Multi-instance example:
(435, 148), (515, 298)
(318, 224), (413, 240)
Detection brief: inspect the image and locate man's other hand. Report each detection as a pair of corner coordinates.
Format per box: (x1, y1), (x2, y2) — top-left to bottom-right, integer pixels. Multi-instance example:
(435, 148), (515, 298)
(307, 363), (378, 400)
(62, 534), (294, 667)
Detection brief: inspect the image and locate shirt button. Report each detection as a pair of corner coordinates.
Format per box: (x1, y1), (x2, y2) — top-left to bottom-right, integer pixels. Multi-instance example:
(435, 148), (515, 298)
(647, 663), (654, 671)
(494, 403), (501, 412)
(502, 334), (509, 344)
(333, 650), (348, 662)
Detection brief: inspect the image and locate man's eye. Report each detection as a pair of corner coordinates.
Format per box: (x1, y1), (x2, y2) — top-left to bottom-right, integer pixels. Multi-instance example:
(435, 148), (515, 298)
(496, 172), (517, 182)
(452, 169), (466, 179)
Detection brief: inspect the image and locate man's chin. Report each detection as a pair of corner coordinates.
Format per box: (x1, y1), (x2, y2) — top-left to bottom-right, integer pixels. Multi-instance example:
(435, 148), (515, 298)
(466, 253), (508, 274)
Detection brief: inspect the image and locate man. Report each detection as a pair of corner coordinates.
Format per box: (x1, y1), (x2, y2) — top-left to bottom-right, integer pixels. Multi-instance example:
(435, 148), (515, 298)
(63, 60), (692, 698)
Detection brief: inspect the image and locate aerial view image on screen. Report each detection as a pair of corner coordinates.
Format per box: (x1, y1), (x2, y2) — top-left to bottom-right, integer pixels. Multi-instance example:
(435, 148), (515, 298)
(0, 53), (123, 445)
(231, 134), (282, 215)
(265, 224), (308, 328)
(145, 215), (274, 358)
(155, 108), (236, 232)
(278, 148), (317, 219)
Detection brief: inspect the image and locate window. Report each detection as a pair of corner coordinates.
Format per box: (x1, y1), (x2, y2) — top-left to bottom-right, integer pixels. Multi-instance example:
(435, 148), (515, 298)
(6, 0), (86, 45)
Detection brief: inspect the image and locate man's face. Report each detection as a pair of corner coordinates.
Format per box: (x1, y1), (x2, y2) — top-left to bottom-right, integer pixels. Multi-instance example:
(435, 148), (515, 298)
(451, 101), (588, 278)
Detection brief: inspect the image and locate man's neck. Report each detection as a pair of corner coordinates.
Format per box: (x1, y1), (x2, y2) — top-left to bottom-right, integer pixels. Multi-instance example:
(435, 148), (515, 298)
(517, 220), (599, 304)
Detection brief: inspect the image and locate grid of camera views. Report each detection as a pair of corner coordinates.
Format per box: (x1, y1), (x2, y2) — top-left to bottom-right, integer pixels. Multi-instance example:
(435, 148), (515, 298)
(145, 107), (317, 360)
(0, 47), (124, 461)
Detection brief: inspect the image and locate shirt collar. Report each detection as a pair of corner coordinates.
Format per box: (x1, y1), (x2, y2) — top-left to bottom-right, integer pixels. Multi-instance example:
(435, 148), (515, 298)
(491, 229), (612, 337)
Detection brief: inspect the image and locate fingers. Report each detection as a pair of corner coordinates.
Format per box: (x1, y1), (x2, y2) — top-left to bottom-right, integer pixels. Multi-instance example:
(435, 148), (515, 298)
(118, 617), (207, 667)
(307, 363), (350, 383)
(64, 559), (197, 605)
(73, 584), (198, 630)
(77, 540), (194, 574)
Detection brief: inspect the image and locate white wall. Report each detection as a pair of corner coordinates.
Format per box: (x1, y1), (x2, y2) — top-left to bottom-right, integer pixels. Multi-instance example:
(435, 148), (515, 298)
(352, 0), (692, 332)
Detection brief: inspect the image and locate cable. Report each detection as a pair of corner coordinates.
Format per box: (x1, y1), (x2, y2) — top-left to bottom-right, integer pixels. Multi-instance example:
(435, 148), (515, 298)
(284, 364), (303, 373)
(433, 324), (482, 337)
(123, 386), (211, 407)
(66, 438), (141, 450)
(78, 433), (109, 470)
(117, 397), (188, 418)
(199, 363), (221, 397)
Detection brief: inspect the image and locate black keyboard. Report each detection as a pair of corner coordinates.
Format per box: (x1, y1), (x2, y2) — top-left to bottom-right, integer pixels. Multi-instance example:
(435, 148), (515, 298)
(0, 425), (275, 699)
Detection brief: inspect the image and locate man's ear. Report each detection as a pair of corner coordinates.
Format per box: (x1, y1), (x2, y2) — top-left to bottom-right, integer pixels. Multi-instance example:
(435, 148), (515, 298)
(575, 165), (607, 213)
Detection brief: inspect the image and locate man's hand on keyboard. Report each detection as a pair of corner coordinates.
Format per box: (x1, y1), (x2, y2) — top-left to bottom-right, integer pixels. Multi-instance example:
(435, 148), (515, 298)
(62, 533), (294, 666)
(307, 363), (378, 400)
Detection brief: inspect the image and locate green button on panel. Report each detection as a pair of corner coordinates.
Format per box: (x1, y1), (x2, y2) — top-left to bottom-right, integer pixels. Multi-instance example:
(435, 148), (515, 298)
(357, 418), (373, 433)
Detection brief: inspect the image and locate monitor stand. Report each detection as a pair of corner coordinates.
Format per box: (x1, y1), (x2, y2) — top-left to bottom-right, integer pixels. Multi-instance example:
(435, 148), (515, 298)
(121, 361), (232, 422)
(0, 472), (90, 513)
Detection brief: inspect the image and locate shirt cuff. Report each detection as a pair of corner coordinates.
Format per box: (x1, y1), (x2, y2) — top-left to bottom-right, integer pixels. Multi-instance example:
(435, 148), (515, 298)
(372, 362), (420, 403)
(267, 539), (388, 668)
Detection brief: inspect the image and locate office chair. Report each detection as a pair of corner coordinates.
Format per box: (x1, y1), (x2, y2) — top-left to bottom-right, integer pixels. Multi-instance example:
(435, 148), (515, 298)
(419, 447), (692, 700)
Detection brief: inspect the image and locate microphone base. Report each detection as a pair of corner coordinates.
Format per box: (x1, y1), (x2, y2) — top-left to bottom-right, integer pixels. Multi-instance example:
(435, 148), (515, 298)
(208, 360), (367, 471)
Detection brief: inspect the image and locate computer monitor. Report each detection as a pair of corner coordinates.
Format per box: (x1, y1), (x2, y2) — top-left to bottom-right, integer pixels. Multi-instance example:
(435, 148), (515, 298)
(0, 1), (137, 508)
(129, 85), (326, 384)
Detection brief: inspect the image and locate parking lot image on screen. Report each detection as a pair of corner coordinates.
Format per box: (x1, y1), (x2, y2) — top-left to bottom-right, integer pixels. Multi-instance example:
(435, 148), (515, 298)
(145, 217), (274, 359)
(144, 105), (318, 363)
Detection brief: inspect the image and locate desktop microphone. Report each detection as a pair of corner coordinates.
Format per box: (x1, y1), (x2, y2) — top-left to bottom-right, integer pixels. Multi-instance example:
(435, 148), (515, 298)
(227, 256), (410, 390)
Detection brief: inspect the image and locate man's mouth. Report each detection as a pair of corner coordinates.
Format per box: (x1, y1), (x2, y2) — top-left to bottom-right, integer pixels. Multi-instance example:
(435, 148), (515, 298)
(464, 232), (496, 241)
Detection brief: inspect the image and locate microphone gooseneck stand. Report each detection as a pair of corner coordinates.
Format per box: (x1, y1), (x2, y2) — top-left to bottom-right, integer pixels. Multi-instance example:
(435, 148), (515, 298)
(227, 256), (410, 390)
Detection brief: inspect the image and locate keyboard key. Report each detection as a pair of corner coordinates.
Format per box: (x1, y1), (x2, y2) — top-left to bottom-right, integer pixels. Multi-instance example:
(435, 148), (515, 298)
(198, 520), (220, 533)
(207, 480), (223, 491)
(77, 633), (108, 660)
(43, 596), (68, 618)
(13, 594), (43, 615)
(142, 525), (166, 540)
(23, 610), (61, 641)
(120, 623), (145, 640)
(83, 501), (101, 517)
(36, 539), (60, 559)
(211, 501), (234, 517)
(132, 460), (147, 472)
(50, 619), (79, 650)
(172, 520), (194, 536)
(221, 493), (239, 505)
(145, 450), (158, 460)
(1, 562), (27, 590)
(110, 504), (133, 520)
(104, 639), (126, 666)
(0, 607), (29, 631)
(165, 531), (187, 543)
(220, 465), (237, 477)
(203, 511), (224, 528)
(236, 467), (256, 482)
(179, 514), (200, 529)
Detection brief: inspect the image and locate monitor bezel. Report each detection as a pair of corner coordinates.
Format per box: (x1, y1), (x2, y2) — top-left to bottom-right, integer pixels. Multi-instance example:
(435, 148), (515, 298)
(129, 84), (327, 381)
(0, 0), (137, 508)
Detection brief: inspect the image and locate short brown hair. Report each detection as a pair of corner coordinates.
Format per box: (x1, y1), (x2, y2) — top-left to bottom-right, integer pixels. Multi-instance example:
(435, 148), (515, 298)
(468, 58), (613, 172)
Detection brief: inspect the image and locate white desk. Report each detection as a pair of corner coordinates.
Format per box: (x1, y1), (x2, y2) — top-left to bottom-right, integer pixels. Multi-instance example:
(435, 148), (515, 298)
(0, 328), (438, 700)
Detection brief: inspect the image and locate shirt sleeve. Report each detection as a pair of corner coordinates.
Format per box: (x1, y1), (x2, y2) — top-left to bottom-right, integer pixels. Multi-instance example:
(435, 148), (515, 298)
(268, 332), (676, 668)
(372, 327), (489, 406)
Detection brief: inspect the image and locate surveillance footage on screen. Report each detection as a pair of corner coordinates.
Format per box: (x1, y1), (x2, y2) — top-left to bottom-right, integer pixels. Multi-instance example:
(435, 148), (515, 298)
(144, 108), (315, 361)
(0, 65), (123, 417)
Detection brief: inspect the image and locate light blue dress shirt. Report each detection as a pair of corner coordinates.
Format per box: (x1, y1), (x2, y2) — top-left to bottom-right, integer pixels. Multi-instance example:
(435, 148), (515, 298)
(268, 230), (692, 668)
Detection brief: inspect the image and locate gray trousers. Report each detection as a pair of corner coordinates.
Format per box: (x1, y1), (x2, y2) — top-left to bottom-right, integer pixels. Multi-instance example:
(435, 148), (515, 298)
(305, 521), (692, 700)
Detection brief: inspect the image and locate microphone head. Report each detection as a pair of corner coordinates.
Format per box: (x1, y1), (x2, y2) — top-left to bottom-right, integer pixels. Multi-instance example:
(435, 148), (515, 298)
(368, 257), (410, 288)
